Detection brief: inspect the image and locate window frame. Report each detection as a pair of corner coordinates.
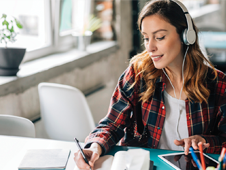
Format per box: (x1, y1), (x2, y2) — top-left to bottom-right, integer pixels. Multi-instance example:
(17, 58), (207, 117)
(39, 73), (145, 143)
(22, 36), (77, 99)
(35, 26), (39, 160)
(23, 0), (92, 63)
(22, 0), (53, 62)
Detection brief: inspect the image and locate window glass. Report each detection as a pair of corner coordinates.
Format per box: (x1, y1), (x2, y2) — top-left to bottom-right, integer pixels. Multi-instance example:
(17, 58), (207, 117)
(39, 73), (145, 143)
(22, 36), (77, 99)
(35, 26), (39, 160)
(59, 0), (72, 33)
(59, 0), (91, 36)
(0, 0), (51, 51)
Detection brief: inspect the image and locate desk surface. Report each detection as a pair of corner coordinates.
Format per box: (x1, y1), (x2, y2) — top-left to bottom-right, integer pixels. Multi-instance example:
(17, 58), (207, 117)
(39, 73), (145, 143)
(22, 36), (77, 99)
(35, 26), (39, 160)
(0, 135), (219, 170)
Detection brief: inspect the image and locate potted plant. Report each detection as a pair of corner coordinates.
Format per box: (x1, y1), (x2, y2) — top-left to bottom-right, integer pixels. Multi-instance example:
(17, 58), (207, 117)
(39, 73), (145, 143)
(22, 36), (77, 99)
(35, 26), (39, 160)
(0, 14), (25, 76)
(74, 15), (102, 51)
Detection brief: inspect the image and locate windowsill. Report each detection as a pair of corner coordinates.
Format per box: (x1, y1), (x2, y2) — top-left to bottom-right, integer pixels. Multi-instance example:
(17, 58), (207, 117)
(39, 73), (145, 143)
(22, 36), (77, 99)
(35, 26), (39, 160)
(0, 41), (118, 97)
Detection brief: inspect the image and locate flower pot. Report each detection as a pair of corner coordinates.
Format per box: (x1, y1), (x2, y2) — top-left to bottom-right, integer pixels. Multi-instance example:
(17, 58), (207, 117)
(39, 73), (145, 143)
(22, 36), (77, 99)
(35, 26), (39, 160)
(0, 47), (26, 76)
(77, 31), (92, 51)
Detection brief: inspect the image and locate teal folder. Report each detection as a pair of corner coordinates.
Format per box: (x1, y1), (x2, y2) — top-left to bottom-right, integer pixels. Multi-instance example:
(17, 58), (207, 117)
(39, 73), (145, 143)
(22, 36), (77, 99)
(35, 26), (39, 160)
(18, 149), (71, 170)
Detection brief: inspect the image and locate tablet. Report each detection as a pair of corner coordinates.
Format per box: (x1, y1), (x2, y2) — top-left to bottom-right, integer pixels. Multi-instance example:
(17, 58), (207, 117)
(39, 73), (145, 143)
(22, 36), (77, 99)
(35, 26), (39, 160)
(158, 151), (218, 170)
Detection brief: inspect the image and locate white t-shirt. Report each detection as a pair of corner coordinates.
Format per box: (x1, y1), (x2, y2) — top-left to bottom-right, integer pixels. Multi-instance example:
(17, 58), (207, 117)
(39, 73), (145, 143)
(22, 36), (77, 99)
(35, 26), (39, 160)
(158, 90), (189, 151)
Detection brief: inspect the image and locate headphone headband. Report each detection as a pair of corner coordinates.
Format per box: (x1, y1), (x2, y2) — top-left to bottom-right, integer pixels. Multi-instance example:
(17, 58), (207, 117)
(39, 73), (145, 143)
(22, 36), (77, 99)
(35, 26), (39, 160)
(171, 0), (196, 45)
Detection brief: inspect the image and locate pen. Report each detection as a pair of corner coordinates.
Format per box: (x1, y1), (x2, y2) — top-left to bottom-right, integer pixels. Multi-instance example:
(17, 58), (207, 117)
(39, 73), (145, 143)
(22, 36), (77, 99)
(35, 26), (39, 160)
(218, 157), (223, 170)
(223, 154), (226, 170)
(218, 148), (226, 170)
(74, 138), (92, 170)
(198, 143), (206, 170)
(189, 147), (203, 170)
(220, 148), (226, 163)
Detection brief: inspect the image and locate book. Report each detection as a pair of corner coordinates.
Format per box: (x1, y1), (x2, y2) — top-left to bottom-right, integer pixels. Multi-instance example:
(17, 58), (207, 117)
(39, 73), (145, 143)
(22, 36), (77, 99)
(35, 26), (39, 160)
(18, 149), (71, 170)
(74, 148), (152, 170)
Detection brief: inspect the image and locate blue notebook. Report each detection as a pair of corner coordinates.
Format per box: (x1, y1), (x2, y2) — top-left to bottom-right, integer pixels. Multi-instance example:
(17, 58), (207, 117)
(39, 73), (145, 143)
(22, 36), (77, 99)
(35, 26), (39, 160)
(18, 149), (71, 170)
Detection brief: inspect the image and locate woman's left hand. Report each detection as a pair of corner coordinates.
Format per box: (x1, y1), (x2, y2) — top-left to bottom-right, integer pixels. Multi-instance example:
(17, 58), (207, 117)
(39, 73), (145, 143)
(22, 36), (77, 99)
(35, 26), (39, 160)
(174, 135), (210, 155)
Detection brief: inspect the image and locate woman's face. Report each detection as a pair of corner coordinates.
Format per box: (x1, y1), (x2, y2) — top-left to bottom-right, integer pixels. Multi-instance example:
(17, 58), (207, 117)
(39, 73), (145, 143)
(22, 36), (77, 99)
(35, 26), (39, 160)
(141, 14), (184, 70)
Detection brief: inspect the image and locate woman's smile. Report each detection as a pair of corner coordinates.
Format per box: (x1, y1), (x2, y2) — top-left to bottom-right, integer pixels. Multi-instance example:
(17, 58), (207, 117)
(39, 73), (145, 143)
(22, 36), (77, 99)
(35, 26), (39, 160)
(150, 54), (164, 62)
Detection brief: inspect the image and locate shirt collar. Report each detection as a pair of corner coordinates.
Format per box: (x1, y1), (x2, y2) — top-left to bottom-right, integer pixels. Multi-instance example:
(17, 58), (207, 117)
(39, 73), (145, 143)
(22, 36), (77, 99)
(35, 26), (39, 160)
(156, 72), (167, 89)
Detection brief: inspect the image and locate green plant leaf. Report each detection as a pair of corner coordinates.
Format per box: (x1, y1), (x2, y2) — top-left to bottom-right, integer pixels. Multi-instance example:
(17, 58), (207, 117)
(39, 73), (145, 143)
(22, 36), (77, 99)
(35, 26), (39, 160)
(14, 18), (23, 29)
(1, 14), (7, 19)
(2, 20), (9, 26)
(86, 15), (102, 32)
(10, 26), (14, 33)
(3, 34), (9, 40)
(1, 14), (23, 47)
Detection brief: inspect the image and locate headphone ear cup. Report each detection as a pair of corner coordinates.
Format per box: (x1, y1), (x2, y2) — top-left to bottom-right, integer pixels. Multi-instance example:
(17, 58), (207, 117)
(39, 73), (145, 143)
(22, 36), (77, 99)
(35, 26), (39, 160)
(182, 28), (196, 45)
(187, 29), (196, 45)
(182, 29), (189, 45)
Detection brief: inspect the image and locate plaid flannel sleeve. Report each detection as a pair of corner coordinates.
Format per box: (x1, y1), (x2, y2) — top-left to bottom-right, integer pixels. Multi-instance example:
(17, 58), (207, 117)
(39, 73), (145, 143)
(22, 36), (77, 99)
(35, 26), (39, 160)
(84, 65), (138, 155)
(201, 73), (226, 154)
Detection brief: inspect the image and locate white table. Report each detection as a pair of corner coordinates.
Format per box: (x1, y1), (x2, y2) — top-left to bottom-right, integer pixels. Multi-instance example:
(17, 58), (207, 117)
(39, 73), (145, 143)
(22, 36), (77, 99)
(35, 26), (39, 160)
(0, 135), (80, 170)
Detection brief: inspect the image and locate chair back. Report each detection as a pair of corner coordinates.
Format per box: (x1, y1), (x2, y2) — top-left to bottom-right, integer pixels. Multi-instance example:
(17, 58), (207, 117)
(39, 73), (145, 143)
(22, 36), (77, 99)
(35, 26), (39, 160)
(0, 115), (35, 137)
(38, 83), (95, 142)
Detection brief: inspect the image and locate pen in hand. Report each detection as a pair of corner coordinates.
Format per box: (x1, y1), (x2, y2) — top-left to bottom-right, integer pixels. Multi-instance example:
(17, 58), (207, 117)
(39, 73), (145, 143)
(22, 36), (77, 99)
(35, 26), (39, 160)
(74, 138), (92, 170)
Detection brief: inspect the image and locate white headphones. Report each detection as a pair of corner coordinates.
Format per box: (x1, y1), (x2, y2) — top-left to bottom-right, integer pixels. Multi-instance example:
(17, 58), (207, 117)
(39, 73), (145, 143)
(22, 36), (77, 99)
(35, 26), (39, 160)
(171, 0), (196, 45)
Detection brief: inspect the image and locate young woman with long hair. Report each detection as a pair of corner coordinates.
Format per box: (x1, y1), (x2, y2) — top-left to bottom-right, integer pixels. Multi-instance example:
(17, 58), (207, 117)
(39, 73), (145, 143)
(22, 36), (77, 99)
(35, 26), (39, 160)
(74, 0), (226, 169)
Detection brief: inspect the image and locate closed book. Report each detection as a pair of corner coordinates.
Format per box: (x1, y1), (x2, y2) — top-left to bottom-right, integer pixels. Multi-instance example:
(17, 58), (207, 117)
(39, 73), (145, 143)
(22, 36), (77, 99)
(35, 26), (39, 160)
(18, 149), (71, 170)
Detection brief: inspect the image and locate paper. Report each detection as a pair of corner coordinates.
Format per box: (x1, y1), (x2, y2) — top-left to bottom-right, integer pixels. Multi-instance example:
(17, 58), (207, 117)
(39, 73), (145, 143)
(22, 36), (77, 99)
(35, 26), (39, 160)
(127, 149), (150, 170)
(94, 155), (114, 170)
(110, 151), (128, 170)
(18, 149), (71, 170)
(74, 149), (150, 170)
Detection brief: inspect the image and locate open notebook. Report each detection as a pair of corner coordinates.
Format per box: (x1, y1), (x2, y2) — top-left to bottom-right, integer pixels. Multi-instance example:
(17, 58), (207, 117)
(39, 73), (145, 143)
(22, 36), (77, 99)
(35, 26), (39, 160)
(74, 149), (151, 170)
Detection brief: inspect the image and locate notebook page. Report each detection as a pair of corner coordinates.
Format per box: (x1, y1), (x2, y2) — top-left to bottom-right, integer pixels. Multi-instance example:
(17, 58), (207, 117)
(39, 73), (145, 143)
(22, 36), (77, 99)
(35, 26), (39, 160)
(127, 149), (150, 170)
(94, 155), (114, 170)
(73, 155), (114, 170)
(110, 151), (128, 170)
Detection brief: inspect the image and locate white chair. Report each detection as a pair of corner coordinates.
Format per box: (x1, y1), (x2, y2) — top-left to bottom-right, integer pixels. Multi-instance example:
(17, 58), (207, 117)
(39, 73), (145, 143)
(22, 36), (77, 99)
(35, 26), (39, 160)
(38, 82), (95, 142)
(0, 115), (35, 138)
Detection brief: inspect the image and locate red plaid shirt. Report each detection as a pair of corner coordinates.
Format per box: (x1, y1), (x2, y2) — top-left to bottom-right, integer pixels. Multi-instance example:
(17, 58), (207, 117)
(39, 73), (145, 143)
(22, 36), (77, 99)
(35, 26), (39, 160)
(85, 64), (226, 155)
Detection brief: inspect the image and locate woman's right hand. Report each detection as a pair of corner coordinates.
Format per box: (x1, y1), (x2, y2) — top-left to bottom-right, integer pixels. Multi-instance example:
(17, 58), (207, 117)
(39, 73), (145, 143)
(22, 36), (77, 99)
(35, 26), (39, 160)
(74, 143), (102, 170)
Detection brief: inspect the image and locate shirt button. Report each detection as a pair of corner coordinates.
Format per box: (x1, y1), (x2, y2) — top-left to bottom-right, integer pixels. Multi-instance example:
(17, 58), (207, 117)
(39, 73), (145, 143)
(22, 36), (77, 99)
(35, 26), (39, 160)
(157, 127), (160, 130)
(162, 106), (165, 109)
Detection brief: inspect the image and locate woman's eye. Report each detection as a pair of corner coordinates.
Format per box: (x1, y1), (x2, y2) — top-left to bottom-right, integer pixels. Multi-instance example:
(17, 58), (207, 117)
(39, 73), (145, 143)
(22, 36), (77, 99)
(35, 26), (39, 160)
(143, 38), (149, 41)
(156, 36), (165, 40)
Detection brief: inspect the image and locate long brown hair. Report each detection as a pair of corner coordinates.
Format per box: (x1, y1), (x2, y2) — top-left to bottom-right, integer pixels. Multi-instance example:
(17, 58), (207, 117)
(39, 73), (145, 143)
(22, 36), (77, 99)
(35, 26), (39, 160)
(130, 0), (217, 103)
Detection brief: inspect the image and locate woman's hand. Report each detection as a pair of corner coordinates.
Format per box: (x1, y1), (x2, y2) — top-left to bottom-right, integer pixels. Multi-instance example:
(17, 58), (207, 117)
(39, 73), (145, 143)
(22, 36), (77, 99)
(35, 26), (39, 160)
(174, 135), (210, 155)
(74, 143), (102, 170)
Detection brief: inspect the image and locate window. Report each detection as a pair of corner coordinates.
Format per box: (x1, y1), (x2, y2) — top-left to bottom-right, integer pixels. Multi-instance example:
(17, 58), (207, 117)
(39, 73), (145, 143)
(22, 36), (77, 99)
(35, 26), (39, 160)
(59, 0), (91, 36)
(0, 0), (93, 62)
(71, 0), (92, 35)
(59, 0), (73, 34)
(55, 0), (92, 50)
(0, 0), (52, 51)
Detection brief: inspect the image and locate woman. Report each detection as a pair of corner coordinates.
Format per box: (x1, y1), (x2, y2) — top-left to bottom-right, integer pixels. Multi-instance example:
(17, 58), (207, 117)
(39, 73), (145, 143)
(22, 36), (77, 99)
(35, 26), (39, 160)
(74, 0), (226, 169)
